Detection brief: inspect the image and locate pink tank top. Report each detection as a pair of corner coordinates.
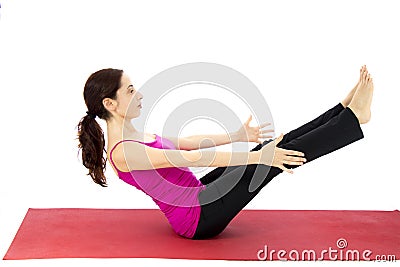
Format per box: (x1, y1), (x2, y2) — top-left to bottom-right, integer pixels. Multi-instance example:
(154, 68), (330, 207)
(109, 133), (206, 238)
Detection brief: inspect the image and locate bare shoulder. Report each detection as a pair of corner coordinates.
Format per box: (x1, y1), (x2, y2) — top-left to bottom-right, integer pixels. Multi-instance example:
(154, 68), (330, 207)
(107, 141), (142, 172)
(108, 140), (168, 171)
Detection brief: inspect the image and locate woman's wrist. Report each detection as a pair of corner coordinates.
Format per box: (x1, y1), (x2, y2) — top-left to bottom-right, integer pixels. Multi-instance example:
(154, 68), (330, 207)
(249, 151), (262, 165)
(230, 131), (241, 142)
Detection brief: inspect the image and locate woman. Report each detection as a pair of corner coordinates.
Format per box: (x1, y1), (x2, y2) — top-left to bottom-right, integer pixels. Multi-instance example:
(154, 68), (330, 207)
(76, 65), (373, 239)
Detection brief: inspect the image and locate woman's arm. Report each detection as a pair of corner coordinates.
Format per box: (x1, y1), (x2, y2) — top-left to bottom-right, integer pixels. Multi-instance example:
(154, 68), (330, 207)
(164, 115), (273, 150)
(174, 132), (241, 150)
(177, 115), (274, 150)
(121, 141), (262, 170)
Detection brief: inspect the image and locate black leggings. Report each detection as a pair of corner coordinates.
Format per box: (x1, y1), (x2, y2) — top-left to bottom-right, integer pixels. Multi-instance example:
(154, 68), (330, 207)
(191, 102), (364, 239)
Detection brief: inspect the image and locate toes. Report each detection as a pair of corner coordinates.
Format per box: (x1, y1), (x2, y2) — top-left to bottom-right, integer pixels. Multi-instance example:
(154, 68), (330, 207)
(359, 65), (365, 82)
(359, 65), (371, 85)
(362, 69), (368, 82)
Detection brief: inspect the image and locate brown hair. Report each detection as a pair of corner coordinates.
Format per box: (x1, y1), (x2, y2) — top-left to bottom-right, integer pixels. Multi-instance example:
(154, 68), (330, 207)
(76, 68), (124, 187)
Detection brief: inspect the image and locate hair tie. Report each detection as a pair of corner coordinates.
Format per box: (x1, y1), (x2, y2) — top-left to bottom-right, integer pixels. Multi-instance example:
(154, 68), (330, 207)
(86, 111), (97, 119)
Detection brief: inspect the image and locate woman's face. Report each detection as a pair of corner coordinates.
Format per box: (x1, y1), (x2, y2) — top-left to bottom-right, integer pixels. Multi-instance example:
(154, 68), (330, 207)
(115, 72), (143, 119)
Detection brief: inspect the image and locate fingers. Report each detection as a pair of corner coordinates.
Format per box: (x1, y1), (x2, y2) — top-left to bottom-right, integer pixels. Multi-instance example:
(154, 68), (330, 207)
(260, 129), (274, 133)
(282, 160), (304, 166)
(259, 122), (272, 128)
(280, 165), (294, 174)
(279, 147), (305, 157)
(274, 133), (284, 145)
(245, 115), (252, 125)
(281, 154), (306, 166)
(260, 134), (274, 139)
(285, 155), (307, 163)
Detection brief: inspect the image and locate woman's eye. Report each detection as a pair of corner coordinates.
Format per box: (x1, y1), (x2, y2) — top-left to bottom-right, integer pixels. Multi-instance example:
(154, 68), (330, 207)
(130, 90), (135, 93)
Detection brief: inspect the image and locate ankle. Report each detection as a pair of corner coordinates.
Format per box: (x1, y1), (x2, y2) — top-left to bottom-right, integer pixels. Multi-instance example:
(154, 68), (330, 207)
(347, 104), (370, 124)
(347, 104), (361, 121)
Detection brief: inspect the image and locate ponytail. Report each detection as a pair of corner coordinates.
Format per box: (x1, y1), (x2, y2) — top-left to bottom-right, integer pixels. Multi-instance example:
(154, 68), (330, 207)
(76, 114), (108, 187)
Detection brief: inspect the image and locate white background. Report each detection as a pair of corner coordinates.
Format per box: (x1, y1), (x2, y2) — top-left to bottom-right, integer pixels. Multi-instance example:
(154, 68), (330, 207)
(0, 0), (399, 266)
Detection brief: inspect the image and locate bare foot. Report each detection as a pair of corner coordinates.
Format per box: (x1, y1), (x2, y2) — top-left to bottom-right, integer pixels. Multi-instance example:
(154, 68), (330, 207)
(367, 76), (374, 116)
(341, 65), (365, 108)
(348, 66), (373, 124)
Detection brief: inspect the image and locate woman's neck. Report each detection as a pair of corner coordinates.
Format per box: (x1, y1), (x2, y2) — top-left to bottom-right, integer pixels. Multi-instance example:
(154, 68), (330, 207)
(107, 119), (140, 142)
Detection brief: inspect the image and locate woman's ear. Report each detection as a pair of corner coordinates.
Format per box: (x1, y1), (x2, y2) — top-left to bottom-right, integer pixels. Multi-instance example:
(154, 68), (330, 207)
(103, 98), (117, 112)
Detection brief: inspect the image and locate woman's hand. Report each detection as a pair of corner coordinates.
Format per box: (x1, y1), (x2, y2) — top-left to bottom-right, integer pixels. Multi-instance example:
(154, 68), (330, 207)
(236, 114), (274, 144)
(258, 133), (307, 174)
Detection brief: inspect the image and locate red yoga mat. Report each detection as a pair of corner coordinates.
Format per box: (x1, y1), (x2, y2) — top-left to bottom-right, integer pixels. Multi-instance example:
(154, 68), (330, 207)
(3, 208), (400, 261)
